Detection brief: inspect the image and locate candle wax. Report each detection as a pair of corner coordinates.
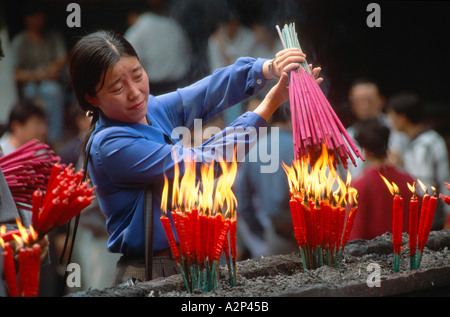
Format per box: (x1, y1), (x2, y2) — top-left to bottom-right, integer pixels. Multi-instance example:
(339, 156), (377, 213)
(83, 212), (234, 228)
(408, 196), (419, 256)
(392, 194), (403, 254)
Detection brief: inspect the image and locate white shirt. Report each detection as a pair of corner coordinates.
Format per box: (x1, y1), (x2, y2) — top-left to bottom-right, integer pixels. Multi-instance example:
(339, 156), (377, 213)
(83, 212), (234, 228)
(403, 129), (450, 227)
(124, 13), (191, 83)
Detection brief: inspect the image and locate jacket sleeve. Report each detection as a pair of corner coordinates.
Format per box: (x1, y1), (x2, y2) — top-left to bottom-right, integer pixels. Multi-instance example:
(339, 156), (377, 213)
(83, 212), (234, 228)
(93, 112), (268, 186)
(153, 57), (268, 131)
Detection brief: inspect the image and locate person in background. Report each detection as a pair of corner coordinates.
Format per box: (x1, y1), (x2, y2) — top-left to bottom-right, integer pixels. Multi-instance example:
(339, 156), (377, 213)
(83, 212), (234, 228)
(386, 92), (450, 230)
(349, 118), (414, 241)
(11, 1), (67, 145)
(124, 0), (191, 96)
(207, 0), (256, 126)
(0, 9), (19, 127)
(0, 99), (47, 155)
(342, 78), (409, 179)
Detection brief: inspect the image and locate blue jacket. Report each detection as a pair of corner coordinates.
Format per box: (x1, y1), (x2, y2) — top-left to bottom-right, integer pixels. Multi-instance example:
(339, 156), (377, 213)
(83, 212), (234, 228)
(87, 57), (270, 255)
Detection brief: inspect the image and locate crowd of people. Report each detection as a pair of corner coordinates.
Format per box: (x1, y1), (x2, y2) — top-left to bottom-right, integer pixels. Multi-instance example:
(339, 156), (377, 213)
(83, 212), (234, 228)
(0, 0), (448, 296)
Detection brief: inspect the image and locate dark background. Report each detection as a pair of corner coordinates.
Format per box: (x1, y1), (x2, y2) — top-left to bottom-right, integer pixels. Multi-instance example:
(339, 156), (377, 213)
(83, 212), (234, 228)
(2, 0), (450, 136)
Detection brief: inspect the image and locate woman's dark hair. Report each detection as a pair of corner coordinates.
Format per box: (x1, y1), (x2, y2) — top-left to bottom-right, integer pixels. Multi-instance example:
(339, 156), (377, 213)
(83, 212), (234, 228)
(69, 30), (139, 126)
(354, 118), (390, 159)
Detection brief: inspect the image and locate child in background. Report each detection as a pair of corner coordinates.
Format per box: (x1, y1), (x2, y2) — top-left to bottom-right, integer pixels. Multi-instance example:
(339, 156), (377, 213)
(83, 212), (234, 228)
(349, 118), (415, 240)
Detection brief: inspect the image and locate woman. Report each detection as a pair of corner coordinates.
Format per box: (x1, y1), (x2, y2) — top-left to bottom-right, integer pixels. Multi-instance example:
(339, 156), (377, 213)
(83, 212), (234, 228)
(69, 30), (321, 284)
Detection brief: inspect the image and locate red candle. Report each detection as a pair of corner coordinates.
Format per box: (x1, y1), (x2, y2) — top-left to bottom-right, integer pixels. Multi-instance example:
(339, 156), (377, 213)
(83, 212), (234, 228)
(341, 206), (358, 251)
(190, 208), (199, 261)
(160, 215), (180, 263)
(172, 211), (190, 261)
(222, 218), (231, 263)
(392, 193), (403, 254)
(408, 193), (419, 257)
(31, 188), (43, 228)
(289, 197), (305, 248)
(419, 192), (438, 253)
(18, 244), (40, 297)
(330, 204), (339, 254)
(198, 213), (208, 266)
(336, 205), (346, 252)
(417, 193), (430, 252)
(229, 216), (237, 285)
(183, 212), (193, 260)
(320, 200), (332, 250)
(213, 215), (229, 261)
(207, 215), (215, 264)
(1, 242), (18, 297)
(213, 213), (225, 261)
(229, 217), (237, 262)
(440, 193), (450, 205)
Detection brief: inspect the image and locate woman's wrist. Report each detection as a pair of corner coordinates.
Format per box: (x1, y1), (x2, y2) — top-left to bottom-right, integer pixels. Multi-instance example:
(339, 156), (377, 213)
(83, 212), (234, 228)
(262, 59), (277, 80)
(252, 97), (277, 122)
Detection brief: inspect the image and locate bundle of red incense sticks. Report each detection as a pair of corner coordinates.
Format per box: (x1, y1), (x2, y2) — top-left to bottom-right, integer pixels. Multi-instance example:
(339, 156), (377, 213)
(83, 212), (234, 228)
(31, 163), (95, 237)
(0, 139), (60, 211)
(276, 23), (364, 168)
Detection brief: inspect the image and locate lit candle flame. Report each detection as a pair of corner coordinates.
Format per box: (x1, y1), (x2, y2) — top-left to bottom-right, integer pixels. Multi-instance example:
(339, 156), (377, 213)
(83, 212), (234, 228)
(0, 225), (6, 236)
(160, 151), (238, 218)
(282, 144), (358, 205)
(16, 218), (29, 244)
(417, 179), (427, 193)
(407, 182), (416, 197)
(161, 174), (169, 215)
(431, 186), (437, 196)
(379, 173), (399, 196)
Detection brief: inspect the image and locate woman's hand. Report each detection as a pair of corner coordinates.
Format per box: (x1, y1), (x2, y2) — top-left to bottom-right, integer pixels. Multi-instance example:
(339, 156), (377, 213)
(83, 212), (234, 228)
(256, 51), (323, 122)
(263, 48), (323, 84)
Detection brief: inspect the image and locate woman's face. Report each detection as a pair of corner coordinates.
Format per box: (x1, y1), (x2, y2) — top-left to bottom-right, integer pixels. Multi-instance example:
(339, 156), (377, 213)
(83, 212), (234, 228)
(92, 56), (149, 124)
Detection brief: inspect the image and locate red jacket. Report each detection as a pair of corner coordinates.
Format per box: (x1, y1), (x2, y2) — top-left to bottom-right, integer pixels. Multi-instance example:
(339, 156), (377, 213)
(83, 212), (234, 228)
(349, 164), (416, 241)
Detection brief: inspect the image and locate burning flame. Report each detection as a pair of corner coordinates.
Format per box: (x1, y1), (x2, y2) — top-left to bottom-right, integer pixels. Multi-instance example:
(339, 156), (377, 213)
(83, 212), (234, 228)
(178, 158), (198, 209)
(417, 179), (427, 193)
(172, 157), (180, 209)
(198, 161), (215, 214)
(160, 153), (238, 218)
(431, 186), (437, 195)
(0, 225), (6, 249)
(161, 174), (169, 215)
(215, 158), (238, 218)
(407, 182), (416, 194)
(379, 173), (399, 196)
(16, 218), (29, 244)
(283, 145), (357, 205)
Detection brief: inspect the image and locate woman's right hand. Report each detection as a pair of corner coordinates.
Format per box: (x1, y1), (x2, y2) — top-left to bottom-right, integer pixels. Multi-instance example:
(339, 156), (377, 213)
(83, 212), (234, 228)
(255, 57), (322, 122)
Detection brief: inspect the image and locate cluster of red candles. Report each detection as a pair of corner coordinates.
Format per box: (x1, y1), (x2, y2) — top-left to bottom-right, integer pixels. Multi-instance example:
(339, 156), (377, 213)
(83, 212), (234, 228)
(276, 23), (364, 168)
(283, 145), (358, 271)
(0, 163), (94, 297)
(0, 139), (60, 211)
(160, 159), (237, 292)
(381, 175), (439, 271)
(0, 221), (40, 297)
(439, 182), (450, 206)
(30, 163), (95, 237)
